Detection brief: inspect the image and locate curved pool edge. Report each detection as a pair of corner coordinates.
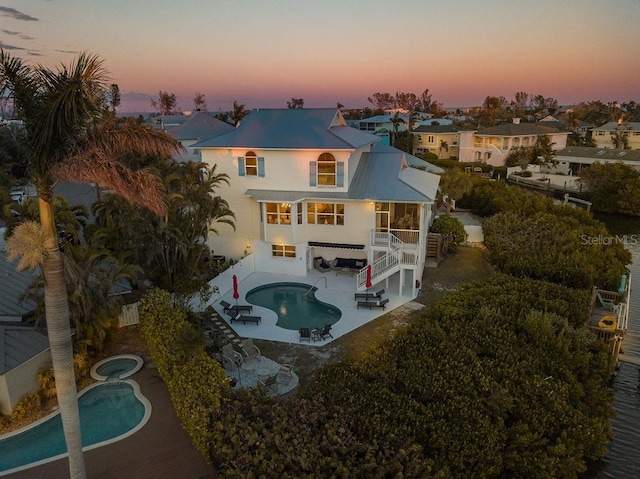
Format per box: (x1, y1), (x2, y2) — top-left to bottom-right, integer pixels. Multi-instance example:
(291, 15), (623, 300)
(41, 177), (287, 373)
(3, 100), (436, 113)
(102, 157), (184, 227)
(90, 354), (144, 380)
(0, 379), (152, 477)
(245, 281), (342, 331)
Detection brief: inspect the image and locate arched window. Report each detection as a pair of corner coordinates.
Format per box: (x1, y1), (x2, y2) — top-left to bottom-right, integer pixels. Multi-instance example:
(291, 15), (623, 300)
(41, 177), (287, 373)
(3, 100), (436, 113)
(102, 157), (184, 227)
(244, 151), (258, 176)
(317, 153), (336, 186)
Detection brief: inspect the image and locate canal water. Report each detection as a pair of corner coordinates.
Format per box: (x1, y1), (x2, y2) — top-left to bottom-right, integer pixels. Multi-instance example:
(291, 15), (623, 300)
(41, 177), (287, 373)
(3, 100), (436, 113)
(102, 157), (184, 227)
(592, 215), (640, 478)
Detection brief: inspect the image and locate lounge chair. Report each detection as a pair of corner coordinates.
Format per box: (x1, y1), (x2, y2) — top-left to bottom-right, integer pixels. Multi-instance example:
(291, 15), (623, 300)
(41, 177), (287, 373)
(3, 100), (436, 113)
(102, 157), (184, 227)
(228, 304), (253, 314)
(221, 344), (242, 369)
(317, 324), (333, 340)
(231, 314), (261, 325)
(220, 300), (232, 313)
(299, 327), (312, 342)
(240, 338), (262, 361)
(354, 288), (385, 301)
(357, 298), (389, 310)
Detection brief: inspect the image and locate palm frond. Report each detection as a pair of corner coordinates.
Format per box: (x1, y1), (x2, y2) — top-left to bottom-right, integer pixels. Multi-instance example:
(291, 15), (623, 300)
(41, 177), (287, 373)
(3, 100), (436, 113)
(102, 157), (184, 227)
(6, 221), (47, 270)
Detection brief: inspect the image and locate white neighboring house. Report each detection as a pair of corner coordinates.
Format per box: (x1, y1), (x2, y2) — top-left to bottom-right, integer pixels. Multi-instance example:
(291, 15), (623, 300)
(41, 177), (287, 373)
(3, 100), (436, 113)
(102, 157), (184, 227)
(554, 146), (640, 175)
(460, 118), (570, 166)
(195, 108), (443, 297)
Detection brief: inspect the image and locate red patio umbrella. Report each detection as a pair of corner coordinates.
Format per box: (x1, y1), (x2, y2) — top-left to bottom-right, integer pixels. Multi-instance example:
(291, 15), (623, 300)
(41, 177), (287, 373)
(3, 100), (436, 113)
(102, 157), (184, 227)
(365, 264), (372, 291)
(232, 274), (239, 306)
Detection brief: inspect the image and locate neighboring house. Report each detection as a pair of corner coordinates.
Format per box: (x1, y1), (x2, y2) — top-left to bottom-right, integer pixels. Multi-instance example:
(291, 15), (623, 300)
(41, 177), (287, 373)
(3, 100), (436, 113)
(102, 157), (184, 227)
(0, 247), (51, 415)
(554, 146), (640, 175)
(592, 121), (640, 150)
(154, 111), (236, 163)
(413, 125), (475, 159)
(460, 118), (569, 166)
(195, 108), (443, 297)
(539, 115), (593, 139)
(352, 113), (449, 136)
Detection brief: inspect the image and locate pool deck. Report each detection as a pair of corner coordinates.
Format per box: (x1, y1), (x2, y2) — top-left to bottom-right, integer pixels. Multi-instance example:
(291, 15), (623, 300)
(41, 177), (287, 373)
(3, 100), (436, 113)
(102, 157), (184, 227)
(211, 269), (416, 345)
(4, 368), (215, 479)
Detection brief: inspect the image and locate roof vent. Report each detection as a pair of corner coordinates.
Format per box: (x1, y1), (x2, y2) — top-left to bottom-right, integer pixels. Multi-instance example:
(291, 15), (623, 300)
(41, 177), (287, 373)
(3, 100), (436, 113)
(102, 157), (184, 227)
(596, 150), (605, 155)
(618, 151), (626, 156)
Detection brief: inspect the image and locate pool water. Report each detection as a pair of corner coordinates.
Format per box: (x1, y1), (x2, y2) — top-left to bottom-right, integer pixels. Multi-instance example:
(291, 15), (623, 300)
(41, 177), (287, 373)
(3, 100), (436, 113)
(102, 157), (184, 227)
(0, 380), (149, 474)
(95, 357), (138, 378)
(246, 282), (341, 330)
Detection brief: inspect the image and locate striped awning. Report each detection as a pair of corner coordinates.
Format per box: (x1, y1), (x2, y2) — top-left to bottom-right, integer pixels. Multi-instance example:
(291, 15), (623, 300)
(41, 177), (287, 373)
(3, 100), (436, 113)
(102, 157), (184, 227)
(308, 241), (364, 250)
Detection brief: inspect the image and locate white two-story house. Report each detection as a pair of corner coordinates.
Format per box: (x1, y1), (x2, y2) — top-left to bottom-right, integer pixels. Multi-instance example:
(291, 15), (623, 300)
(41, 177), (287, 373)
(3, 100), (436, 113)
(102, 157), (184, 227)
(195, 108), (443, 297)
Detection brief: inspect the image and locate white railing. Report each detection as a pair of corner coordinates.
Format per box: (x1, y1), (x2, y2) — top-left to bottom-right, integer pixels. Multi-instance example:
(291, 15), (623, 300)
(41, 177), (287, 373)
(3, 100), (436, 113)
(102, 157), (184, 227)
(118, 302), (139, 327)
(356, 247), (419, 290)
(371, 230), (420, 247)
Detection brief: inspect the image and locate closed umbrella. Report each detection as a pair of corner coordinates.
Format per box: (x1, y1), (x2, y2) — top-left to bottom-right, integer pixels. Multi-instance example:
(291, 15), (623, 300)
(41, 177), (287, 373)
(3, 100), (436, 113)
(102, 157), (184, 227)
(365, 264), (372, 291)
(232, 274), (239, 306)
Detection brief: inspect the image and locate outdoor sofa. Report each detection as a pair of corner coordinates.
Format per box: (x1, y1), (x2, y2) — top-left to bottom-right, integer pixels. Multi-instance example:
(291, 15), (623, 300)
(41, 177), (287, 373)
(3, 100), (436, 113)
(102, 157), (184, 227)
(357, 298), (389, 310)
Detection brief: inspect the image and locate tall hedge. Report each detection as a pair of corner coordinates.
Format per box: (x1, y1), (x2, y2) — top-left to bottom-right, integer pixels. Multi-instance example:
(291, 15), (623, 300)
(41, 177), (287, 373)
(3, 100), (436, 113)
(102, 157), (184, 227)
(138, 289), (229, 459)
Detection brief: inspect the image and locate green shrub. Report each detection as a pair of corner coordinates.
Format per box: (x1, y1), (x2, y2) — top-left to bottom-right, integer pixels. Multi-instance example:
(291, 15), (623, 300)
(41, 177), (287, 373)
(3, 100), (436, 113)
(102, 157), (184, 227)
(430, 214), (468, 251)
(139, 288), (229, 461)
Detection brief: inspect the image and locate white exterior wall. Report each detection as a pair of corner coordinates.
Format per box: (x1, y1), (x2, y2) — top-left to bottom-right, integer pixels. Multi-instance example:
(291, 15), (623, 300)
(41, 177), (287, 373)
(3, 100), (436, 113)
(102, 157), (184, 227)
(0, 349), (51, 415)
(201, 147), (379, 267)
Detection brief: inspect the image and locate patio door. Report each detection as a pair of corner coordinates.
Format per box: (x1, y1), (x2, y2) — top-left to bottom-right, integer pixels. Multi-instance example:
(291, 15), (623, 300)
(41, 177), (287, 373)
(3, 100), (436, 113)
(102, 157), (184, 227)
(375, 202), (390, 232)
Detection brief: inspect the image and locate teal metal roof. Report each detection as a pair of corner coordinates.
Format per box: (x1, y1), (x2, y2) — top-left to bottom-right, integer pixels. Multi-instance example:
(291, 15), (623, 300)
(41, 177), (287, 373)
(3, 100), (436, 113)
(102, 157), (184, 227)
(194, 109), (380, 150)
(170, 111), (235, 140)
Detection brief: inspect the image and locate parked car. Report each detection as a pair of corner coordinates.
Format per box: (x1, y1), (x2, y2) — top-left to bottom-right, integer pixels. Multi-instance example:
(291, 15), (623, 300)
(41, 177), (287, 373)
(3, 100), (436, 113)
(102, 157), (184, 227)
(9, 187), (27, 205)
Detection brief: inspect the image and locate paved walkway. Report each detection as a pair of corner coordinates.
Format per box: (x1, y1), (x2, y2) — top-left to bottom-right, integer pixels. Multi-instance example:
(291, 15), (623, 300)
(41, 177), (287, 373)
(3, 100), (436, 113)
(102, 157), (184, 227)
(5, 368), (215, 479)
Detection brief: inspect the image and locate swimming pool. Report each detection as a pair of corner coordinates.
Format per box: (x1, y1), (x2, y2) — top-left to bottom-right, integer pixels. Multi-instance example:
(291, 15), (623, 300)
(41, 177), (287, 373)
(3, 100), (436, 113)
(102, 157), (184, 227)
(0, 380), (151, 475)
(246, 282), (341, 330)
(90, 354), (143, 380)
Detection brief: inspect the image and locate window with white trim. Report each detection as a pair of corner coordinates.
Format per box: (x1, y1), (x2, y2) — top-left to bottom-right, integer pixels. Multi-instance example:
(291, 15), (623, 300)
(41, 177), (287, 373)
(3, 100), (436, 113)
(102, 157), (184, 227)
(307, 202), (345, 225)
(427, 135), (435, 143)
(317, 153), (336, 186)
(272, 244), (296, 258)
(266, 202), (292, 224)
(244, 151), (258, 176)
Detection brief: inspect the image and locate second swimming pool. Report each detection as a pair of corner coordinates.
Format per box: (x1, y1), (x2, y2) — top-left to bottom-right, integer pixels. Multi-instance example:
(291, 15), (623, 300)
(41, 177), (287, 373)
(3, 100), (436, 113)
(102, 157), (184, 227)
(246, 282), (341, 330)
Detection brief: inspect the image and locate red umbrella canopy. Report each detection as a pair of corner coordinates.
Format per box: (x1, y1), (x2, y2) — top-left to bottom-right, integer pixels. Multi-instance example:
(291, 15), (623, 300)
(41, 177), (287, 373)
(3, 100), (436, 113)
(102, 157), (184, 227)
(232, 275), (239, 300)
(365, 264), (372, 289)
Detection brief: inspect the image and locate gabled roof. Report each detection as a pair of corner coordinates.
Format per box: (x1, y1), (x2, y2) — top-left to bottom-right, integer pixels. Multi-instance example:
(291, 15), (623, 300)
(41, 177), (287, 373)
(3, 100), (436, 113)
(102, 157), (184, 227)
(413, 124), (474, 134)
(0, 251), (38, 322)
(555, 146), (640, 162)
(245, 142), (442, 203)
(0, 325), (49, 375)
(476, 123), (567, 136)
(169, 111), (235, 140)
(593, 121), (640, 132)
(194, 109), (380, 150)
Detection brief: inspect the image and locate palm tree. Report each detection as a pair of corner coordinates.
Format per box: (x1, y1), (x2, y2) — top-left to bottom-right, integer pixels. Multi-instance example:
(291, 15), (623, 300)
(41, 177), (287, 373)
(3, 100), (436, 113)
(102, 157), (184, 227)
(390, 112), (405, 147)
(1, 50), (181, 478)
(230, 100), (249, 126)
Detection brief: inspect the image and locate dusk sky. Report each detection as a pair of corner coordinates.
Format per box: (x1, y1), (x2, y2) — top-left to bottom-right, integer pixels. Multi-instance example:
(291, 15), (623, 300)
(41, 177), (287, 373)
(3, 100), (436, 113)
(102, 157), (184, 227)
(2, 0), (639, 113)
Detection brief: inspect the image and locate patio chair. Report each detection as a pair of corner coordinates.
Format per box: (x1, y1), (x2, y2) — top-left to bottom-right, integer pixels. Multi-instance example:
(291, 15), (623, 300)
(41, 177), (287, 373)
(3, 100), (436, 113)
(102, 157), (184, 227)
(596, 292), (619, 312)
(277, 358), (296, 385)
(240, 338), (262, 362)
(221, 344), (242, 369)
(299, 327), (312, 342)
(259, 374), (279, 395)
(313, 256), (331, 273)
(318, 324), (333, 340)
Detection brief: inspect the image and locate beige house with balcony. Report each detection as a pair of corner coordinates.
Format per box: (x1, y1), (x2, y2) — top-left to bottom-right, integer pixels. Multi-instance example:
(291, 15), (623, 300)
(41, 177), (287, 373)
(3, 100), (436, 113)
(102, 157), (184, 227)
(413, 125), (475, 159)
(458, 119), (569, 166)
(592, 121), (640, 150)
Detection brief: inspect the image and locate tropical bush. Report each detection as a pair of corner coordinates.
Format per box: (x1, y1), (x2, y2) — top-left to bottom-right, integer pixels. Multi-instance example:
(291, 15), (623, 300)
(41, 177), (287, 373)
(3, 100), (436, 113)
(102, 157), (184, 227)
(139, 289), (229, 459)
(303, 275), (613, 479)
(579, 161), (640, 216)
(430, 214), (468, 252)
(483, 211), (630, 290)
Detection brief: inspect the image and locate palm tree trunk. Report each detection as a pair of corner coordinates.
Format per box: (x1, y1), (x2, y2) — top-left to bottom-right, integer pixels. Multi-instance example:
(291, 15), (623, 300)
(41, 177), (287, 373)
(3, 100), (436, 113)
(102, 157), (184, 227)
(40, 197), (87, 479)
